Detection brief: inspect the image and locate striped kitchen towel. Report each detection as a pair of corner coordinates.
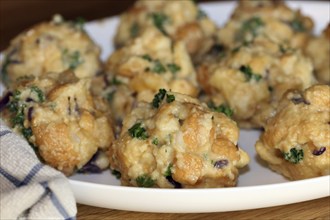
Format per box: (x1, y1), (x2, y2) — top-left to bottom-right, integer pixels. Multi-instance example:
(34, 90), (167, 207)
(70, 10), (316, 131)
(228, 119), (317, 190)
(0, 121), (77, 219)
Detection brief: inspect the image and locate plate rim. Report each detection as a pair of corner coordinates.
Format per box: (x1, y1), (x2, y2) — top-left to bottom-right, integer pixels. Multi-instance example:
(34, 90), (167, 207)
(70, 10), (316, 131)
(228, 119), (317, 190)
(70, 0), (330, 212)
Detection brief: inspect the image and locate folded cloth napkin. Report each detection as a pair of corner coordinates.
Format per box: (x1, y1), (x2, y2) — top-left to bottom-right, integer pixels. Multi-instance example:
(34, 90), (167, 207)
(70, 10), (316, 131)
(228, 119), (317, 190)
(0, 120), (77, 219)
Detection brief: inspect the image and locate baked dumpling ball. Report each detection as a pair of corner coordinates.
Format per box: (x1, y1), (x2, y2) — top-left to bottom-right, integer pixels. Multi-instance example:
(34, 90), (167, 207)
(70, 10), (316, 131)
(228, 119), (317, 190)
(217, 0), (313, 50)
(197, 39), (316, 128)
(305, 24), (330, 84)
(105, 27), (198, 122)
(255, 85), (330, 180)
(0, 72), (115, 175)
(1, 15), (102, 89)
(114, 0), (216, 59)
(109, 89), (250, 188)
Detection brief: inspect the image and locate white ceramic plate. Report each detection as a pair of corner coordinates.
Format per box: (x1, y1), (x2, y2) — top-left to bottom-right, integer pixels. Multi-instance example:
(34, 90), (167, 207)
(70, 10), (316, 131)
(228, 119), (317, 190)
(1, 0), (329, 213)
(68, 1), (330, 213)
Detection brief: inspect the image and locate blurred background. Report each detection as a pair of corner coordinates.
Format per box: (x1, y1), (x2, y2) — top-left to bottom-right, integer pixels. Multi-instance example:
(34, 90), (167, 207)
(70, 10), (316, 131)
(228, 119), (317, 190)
(0, 0), (223, 51)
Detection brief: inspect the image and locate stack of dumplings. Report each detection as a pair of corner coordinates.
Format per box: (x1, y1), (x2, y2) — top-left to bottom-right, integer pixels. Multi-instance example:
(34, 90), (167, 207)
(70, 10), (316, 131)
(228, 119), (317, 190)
(0, 0), (329, 187)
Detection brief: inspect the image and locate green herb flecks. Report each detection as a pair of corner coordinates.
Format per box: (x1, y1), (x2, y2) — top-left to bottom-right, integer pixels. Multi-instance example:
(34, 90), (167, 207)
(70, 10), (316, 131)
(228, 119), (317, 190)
(106, 91), (115, 103)
(166, 94), (175, 103)
(74, 17), (86, 31)
(197, 9), (207, 20)
(152, 89), (167, 108)
(239, 65), (262, 82)
(208, 101), (233, 118)
(142, 55), (180, 74)
(110, 76), (122, 85)
(7, 86), (45, 143)
(8, 90), (21, 113)
(22, 127), (33, 139)
(62, 49), (83, 70)
(236, 17), (264, 42)
(12, 108), (25, 126)
(7, 90), (32, 141)
(289, 18), (306, 32)
(152, 89), (175, 108)
(284, 148), (304, 164)
(151, 13), (168, 35)
(164, 163), (173, 177)
(141, 54), (152, 62)
(111, 169), (121, 179)
(30, 86), (45, 102)
(130, 22), (139, 38)
(167, 63), (181, 74)
(152, 60), (166, 74)
(128, 123), (149, 140)
(136, 174), (155, 187)
(152, 137), (159, 146)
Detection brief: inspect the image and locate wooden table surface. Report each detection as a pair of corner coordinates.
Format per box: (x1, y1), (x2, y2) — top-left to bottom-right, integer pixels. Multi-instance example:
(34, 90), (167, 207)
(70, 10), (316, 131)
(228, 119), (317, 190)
(1, 0), (329, 219)
(77, 197), (330, 219)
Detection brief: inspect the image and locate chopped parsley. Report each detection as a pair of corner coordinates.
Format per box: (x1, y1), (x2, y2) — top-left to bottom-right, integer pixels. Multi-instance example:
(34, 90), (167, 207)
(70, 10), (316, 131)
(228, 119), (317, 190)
(166, 63), (181, 74)
(110, 76), (122, 85)
(152, 60), (166, 74)
(22, 127), (33, 139)
(164, 163), (173, 177)
(8, 90), (21, 113)
(283, 148), (304, 164)
(136, 174), (155, 187)
(152, 89), (167, 108)
(208, 101), (233, 118)
(7, 89), (35, 141)
(197, 9), (207, 20)
(151, 13), (168, 35)
(166, 94), (175, 103)
(106, 91), (115, 103)
(111, 169), (121, 179)
(152, 89), (175, 108)
(236, 17), (264, 41)
(128, 123), (148, 140)
(12, 108), (25, 126)
(152, 137), (159, 146)
(239, 65), (262, 82)
(30, 86), (45, 102)
(73, 17), (86, 31)
(289, 18), (306, 32)
(62, 49), (83, 70)
(141, 55), (181, 74)
(130, 22), (139, 38)
(141, 54), (152, 62)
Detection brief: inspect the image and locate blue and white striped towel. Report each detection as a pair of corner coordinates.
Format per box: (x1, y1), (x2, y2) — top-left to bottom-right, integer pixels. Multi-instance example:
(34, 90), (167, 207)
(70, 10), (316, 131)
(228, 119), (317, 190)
(0, 120), (77, 219)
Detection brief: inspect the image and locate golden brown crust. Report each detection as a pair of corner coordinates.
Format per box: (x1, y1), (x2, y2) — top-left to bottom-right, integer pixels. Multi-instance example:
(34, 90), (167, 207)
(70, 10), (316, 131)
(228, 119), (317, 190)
(30, 79), (114, 175)
(113, 0), (216, 59)
(105, 27), (198, 122)
(2, 17), (102, 89)
(109, 92), (249, 188)
(304, 23), (330, 84)
(255, 85), (330, 180)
